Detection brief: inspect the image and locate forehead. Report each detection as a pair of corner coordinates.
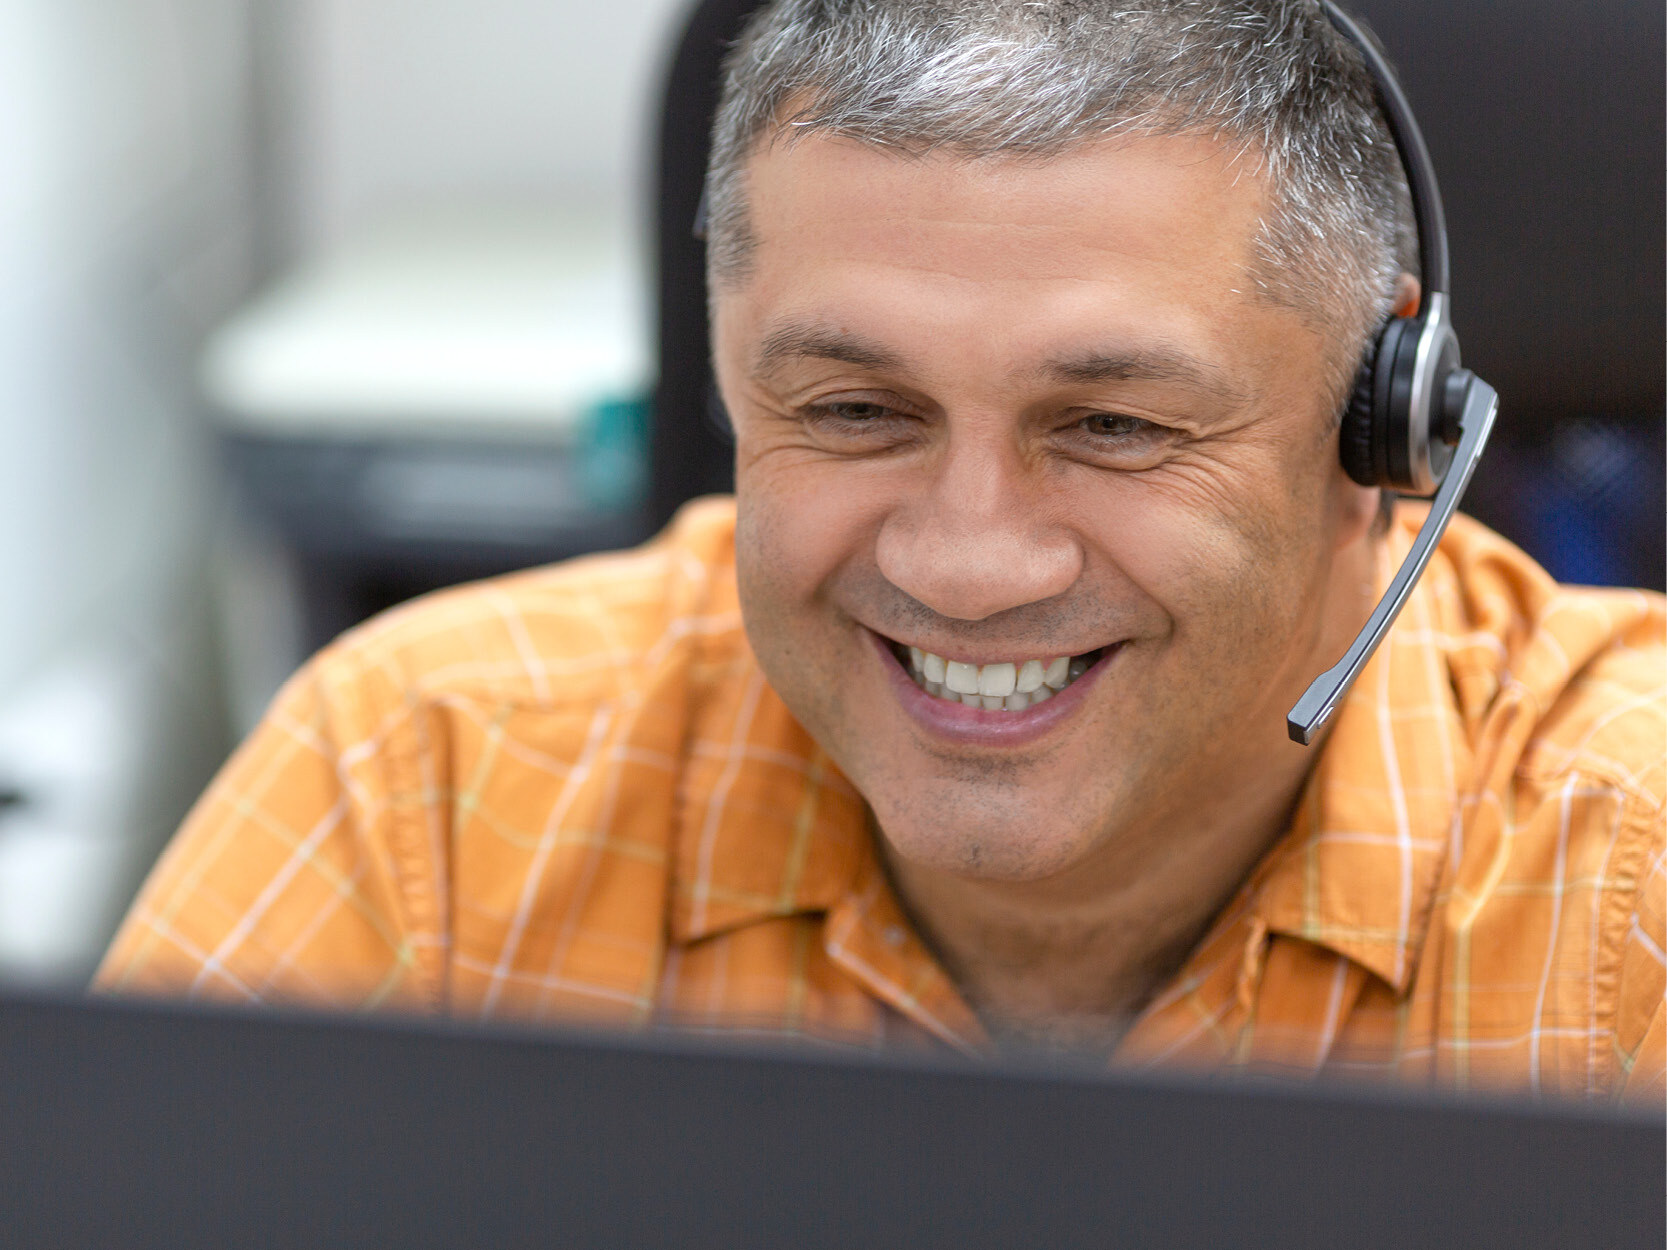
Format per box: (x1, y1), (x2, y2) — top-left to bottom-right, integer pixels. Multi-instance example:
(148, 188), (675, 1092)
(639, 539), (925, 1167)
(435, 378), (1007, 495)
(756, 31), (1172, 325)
(722, 131), (1295, 383)
(737, 129), (1266, 301)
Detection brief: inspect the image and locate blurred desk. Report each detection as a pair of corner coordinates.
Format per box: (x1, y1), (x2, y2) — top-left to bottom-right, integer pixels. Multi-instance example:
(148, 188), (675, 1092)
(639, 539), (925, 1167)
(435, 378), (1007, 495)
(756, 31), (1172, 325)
(203, 209), (654, 654)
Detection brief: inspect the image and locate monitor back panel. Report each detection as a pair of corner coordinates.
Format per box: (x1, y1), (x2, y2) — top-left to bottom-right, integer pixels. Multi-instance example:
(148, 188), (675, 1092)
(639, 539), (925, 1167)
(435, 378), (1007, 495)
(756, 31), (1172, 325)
(0, 994), (1659, 1249)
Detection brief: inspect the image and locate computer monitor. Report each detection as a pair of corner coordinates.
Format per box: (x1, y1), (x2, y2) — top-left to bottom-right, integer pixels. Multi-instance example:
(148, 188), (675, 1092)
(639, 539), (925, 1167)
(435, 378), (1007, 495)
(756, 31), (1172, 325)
(0, 991), (1659, 1248)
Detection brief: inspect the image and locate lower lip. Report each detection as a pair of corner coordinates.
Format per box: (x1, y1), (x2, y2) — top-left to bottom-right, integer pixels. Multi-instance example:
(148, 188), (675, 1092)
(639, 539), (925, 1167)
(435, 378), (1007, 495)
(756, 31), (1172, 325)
(867, 631), (1117, 749)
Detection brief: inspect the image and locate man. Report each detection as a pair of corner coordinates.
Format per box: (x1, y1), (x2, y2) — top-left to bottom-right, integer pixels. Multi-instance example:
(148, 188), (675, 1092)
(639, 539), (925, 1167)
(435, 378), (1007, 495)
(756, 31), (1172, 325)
(100, 0), (1663, 1102)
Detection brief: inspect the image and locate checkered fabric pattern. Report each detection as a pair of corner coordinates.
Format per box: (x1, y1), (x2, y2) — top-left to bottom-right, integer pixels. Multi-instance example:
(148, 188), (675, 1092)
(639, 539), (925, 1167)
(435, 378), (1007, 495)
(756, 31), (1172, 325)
(98, 498), (1665, 1102)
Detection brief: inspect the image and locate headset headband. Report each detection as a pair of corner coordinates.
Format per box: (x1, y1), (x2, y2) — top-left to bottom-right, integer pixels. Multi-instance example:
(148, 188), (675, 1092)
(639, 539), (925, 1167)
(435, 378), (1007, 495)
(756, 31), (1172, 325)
(1318, 1), (1449, 299)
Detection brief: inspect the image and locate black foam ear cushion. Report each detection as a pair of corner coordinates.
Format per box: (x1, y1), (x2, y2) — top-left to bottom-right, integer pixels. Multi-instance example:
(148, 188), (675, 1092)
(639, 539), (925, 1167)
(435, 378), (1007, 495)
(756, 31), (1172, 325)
(1339, 332), (1382, 487)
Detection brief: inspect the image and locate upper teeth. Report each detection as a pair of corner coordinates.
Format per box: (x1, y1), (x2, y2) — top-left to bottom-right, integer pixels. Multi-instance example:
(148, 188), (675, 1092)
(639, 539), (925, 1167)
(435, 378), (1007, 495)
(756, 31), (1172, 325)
(903, 647), (1088, 711)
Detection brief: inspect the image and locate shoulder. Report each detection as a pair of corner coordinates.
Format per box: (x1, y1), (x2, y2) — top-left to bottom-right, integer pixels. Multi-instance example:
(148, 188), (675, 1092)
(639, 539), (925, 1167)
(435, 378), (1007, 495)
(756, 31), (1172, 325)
(1419, 511), (1664, 1096)
(304, 496), (746, 716)
(1419, 509), (1665, 809)
(1515, 583), (1665, 815)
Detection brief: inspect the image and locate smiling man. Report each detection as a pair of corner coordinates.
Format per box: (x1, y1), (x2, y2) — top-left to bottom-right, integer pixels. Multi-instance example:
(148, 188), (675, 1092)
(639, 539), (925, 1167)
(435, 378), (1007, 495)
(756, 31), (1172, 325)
(101, 0), (1664, 1102)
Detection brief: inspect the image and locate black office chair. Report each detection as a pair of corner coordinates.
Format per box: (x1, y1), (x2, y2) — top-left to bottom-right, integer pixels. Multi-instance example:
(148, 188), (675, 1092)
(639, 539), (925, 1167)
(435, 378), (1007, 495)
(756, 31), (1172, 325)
(649, 0), (1665, 587)
(651, 0), (762, 527)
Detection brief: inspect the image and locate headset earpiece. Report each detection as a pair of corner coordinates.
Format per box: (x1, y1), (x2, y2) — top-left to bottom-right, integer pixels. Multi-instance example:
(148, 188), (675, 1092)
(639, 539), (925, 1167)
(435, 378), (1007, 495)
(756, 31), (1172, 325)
(1340, 322), (1389, 488)
(1383, 302), (1461, 494)
(1339, 297), (1462, 497)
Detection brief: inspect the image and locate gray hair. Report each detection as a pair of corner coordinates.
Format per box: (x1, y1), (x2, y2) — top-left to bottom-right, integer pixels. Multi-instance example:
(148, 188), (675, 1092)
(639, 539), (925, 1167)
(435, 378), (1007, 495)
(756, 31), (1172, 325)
(705, 0), (1418, 400)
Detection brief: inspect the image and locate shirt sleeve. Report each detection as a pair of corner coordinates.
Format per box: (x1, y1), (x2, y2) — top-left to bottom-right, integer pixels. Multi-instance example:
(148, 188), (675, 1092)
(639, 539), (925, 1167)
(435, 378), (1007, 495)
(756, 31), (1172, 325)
(1614, 830), (1666, 1105)
(94, 644), (444, 1014)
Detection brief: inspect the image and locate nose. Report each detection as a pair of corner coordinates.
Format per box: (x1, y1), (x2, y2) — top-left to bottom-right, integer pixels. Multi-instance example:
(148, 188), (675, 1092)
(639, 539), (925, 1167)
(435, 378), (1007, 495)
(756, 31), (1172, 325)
(874, 433), (1083, 621)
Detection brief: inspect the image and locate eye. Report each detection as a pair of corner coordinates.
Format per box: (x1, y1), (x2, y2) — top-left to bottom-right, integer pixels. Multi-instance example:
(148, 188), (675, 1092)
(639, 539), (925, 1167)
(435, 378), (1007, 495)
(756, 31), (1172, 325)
(793, 396), (921, 452)
(1067, 410), (1178, 467)
(1082, 412), (1158, 440)
(813, 401), (895, 423)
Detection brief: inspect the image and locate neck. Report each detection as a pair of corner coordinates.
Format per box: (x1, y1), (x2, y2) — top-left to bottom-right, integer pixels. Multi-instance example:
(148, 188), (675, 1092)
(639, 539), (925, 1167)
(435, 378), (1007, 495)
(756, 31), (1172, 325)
(879, 744), (1315, 1049)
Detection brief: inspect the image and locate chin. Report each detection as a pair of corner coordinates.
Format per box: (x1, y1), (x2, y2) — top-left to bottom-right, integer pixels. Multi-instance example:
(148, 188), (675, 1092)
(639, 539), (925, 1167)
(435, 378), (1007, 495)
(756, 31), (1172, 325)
(869, 783), (1104, 882)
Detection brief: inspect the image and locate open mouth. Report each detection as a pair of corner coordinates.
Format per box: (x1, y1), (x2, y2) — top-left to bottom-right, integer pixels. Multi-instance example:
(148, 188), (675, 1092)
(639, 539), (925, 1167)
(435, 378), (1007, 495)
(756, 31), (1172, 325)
(885, 640), (1108, 712)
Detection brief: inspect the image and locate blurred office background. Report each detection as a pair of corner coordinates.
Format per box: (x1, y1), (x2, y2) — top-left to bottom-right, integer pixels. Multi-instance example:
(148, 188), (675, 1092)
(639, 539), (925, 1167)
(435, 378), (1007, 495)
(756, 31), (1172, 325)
(0, 0), (1660, 989)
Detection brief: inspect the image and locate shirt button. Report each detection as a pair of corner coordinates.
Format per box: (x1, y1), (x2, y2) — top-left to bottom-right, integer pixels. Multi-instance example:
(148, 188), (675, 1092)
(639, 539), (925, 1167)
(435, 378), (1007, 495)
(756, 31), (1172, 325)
(883, 925), (906, 948)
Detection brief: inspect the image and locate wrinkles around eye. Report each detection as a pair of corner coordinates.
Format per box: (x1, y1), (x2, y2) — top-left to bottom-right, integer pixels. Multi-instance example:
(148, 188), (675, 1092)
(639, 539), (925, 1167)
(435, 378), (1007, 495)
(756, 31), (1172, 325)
(1061, 411), (1180, 465)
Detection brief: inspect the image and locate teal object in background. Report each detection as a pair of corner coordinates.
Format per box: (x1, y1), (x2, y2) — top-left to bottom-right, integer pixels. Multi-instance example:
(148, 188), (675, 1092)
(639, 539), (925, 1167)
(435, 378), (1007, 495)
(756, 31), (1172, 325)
(577, 395), (651, 513)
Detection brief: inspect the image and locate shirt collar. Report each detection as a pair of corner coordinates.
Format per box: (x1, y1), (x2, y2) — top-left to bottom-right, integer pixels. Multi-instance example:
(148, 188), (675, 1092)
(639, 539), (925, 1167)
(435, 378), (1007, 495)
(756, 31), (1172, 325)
(665, 654), (987, 1051)
(668, 662), (870, 945)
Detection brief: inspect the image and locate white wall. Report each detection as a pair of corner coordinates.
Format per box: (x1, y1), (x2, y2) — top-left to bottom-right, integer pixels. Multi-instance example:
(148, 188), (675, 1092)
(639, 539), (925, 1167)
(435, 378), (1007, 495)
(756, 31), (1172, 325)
(0, 0), (256, 981)
(0, 0), (256, 696)
(285, 0), (693, 257)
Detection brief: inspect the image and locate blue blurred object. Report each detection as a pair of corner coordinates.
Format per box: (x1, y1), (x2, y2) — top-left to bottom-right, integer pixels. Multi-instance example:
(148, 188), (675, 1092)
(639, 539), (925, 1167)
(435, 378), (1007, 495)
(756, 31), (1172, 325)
(1464, 420), (1665, 591)
(1530, 423), (1661, 586)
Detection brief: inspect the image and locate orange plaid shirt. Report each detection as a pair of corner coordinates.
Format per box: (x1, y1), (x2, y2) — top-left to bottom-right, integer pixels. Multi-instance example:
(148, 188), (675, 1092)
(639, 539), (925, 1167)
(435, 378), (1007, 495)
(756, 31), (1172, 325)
(99, 498), (1665, 1102)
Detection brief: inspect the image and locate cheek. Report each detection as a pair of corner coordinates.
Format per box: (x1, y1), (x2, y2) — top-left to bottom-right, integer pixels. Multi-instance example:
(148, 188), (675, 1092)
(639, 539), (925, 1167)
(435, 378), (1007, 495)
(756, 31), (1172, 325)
(734, 441), (899, 603)
(733, 492), (800, 663)
(735, 473), (895, 767)
(733, 461), (879, 694)
(1093, 460), (1320, 651)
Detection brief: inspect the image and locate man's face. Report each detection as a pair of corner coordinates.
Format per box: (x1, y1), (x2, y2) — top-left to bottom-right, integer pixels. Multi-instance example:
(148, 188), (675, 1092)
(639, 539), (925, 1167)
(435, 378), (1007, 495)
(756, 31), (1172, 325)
(713, 131), (1380, 883)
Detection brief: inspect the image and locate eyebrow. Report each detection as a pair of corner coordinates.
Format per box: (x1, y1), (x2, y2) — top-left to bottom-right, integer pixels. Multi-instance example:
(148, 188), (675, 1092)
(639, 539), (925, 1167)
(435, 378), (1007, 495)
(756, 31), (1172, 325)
(751, 320), (1247, 407)
(1038, 347), (1248, 405)
(752, 323), (909, 380)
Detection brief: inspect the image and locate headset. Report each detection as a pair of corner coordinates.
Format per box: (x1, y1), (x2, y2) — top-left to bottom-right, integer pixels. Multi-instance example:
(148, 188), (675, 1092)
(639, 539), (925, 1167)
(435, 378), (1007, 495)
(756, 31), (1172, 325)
(1287, 2), (1498, 744)
(694, 2), (1498, 746)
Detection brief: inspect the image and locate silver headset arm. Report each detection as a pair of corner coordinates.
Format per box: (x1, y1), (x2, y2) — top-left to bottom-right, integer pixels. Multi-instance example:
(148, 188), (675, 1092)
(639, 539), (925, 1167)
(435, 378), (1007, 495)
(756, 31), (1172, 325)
(1287, 373), (1498, 745)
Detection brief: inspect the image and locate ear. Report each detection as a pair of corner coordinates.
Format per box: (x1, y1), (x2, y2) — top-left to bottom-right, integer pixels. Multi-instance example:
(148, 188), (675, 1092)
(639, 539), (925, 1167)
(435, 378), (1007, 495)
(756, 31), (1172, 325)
(1391, 272), (1421, 319)
(1328, 466), (1385, 552)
